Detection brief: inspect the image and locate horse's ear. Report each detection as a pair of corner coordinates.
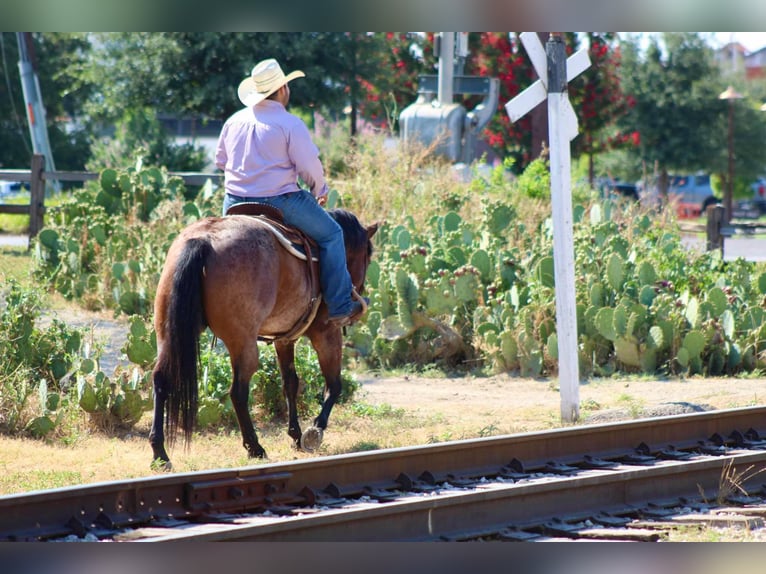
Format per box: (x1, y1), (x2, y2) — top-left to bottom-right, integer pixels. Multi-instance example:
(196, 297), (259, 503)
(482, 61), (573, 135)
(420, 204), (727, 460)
(366, 221), (382, 239)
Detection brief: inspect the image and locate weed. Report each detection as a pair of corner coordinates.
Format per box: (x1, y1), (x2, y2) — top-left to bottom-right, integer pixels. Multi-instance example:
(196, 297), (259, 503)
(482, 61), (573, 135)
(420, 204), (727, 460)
(427, 431), (454, 444)
(349, 402), (404, 419)
(478, 423), (500, 437)
(715, 460), (766, 505)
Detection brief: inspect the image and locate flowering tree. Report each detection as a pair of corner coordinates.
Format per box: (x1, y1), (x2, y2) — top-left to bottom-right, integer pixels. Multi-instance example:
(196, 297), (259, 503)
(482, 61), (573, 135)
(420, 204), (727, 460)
(466, 32), (533, 170)
(570, 33), (635, 185)
(356, 33), (434, 133)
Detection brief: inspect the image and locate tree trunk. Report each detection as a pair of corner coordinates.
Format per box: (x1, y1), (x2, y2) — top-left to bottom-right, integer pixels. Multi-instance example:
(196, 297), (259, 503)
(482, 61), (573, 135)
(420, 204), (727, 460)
(658, 168), (669, 206)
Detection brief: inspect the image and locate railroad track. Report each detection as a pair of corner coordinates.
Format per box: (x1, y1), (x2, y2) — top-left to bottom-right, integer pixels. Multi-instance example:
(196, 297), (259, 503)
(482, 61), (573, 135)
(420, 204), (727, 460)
(3, 406), (766, 542)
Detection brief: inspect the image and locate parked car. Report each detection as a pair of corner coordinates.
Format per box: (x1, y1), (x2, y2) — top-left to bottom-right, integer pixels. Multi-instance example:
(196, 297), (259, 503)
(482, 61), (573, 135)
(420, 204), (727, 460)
(667, 174), (720, 213)
(750, 177), (766, 214)
(638, 173), (719, 218)
(597, 178), (639, 201)
(0, 181), (28, 197)
(727, 178), (766, 219)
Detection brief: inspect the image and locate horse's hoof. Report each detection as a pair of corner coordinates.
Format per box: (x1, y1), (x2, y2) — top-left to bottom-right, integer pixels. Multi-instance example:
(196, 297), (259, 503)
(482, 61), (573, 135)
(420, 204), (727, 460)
(248, 446), (268, 459)
(151, 458), (173, 472)
(300, 427), (324, 452)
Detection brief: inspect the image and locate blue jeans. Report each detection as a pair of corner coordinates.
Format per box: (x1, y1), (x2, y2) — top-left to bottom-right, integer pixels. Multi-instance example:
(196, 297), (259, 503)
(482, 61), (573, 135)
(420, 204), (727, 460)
(223, 191), (354, 317)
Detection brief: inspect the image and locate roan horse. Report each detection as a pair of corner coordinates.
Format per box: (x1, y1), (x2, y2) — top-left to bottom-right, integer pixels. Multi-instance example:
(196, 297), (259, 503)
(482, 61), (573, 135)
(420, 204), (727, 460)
(148, 207), (379, 468)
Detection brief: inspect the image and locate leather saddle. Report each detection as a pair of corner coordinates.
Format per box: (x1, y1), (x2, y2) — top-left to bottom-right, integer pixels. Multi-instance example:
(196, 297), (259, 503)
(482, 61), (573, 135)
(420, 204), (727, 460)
(225, 202), (322, 341)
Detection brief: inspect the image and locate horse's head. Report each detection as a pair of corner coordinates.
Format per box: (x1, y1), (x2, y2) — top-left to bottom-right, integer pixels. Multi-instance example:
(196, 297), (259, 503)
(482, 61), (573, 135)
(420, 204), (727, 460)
(329, 209), (380, 294)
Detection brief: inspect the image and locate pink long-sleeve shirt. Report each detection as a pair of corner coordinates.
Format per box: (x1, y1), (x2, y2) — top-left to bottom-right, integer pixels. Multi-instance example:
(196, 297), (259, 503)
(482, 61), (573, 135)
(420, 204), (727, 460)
(215, 100), (328, 199)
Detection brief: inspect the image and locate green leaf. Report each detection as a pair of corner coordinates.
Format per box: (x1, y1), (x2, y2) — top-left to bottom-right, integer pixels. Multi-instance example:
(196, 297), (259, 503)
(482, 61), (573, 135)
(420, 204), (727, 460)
(470, 249), (492, 282)
(722, 309), (735, 340)
(499, 331), (518, 369)
(645, 326), (662, 349)
(706, 287), (728, 316)
(447, 246), (467, 267)
(537, 256), (555, 289)
(685, 297), (700, 328)
(614, 305), (628, 337)
(682, 330), (706, 357)
(639, 285), (656, 306)
(614, 337), (640, 368)
(547, 333), (558, 360)
(637, 261), (657, 285)
(183, 202), (201, 219)
(595, 307), (616, 341)
(590, 283), (604, 306)
(125, 339), (155, 367)
(112, 262), (126, 281)
(129, 316), (148, 338)
(486, 204), (513, 235)
(477, 322), (500, 337)
(37, 228), (59, 250)
(80, 358), (95, 375)
(443, 211), (462, 232)
(100, 168), (118, 192)
(365, 260), (380, 290)
(91, 224), (107, 246)
(26, 416), (56, 438)
(640, 348), (657, 373)
(590, 203), (602, 224)
(606, 253), (625, 291)
(676, 347), (690, 368)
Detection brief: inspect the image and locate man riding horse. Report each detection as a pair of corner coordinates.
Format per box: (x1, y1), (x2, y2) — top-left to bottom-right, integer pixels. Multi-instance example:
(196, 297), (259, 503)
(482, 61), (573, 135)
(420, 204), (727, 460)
(215, 58), (365, 327)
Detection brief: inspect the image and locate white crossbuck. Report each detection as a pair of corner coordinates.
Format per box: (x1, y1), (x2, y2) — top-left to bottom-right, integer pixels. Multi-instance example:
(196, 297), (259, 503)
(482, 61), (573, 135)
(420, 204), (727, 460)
(504, 33), (591, 423)
(505, 32), (591, 141)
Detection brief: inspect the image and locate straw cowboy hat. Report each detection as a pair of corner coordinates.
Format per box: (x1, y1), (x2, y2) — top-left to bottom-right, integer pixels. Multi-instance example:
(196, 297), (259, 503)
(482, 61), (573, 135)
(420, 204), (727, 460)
(238, 58), (305, 107)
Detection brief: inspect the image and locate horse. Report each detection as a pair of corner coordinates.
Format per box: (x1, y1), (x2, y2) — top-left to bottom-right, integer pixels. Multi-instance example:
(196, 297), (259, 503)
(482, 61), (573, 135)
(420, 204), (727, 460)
(148, 207), (379, 469)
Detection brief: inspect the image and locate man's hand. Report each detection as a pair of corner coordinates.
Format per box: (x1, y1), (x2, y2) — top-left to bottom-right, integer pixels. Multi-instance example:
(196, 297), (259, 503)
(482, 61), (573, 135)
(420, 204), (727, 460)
(317, 194), (328, 207)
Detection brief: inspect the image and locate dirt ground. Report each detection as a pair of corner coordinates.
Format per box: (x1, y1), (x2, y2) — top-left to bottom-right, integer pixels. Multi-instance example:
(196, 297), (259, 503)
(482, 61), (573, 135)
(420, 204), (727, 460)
(356, 371), (766, 432)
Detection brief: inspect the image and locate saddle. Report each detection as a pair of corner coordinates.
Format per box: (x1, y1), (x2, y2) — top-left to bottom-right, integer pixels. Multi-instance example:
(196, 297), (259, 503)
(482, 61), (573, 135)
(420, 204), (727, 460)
(226, 203), (322, 342)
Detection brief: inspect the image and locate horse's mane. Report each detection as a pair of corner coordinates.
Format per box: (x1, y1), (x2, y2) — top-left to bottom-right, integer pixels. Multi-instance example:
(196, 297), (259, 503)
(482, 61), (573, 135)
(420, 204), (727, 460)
(328, 208), (372, 255)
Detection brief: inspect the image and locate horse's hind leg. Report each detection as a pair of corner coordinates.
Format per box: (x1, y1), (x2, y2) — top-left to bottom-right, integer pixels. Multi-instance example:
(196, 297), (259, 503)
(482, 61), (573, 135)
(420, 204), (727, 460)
(148, 368), (172, 470)
(274, 340), (303, 448)
(230, 342), (267, 459)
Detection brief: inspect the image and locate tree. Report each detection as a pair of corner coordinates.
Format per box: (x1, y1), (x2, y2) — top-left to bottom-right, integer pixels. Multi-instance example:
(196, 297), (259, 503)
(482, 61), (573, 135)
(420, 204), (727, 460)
(0, 32), (92, 171)
(708, 95), (766, 205)
(616, 33), (723, 199)
(465, 32), (533, 170)
(570, 33), (634, 185)
(355, 32), (433, 134)
(463, 32), (585, 173)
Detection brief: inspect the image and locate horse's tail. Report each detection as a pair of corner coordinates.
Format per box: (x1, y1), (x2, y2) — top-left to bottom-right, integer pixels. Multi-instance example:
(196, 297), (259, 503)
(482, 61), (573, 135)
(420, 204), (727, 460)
(159, 236), (212, 447)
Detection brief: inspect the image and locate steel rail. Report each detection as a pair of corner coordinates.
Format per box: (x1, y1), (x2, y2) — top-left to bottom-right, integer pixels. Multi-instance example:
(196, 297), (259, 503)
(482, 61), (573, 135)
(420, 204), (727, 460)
(136, 450), (766, 541)
(1, 406), (765, 541)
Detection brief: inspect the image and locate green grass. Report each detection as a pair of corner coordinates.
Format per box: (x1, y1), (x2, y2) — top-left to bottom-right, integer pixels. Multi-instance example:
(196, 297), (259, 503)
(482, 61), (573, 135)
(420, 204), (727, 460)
(0, 194), (30, 234)
(0, 470), (84, 494)
(0, 247), (33, 285)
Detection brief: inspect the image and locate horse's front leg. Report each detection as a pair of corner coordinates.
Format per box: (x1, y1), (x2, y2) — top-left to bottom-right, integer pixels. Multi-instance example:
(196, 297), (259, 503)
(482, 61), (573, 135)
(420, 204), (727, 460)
(303, 325), (344, 449)
(275, 340), (302, 448)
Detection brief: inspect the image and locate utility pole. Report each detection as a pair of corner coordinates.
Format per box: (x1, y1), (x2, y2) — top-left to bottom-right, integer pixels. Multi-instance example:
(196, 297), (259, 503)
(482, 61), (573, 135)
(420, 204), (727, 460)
(16, 32), (58, 192)
(437, 32), (455, 105)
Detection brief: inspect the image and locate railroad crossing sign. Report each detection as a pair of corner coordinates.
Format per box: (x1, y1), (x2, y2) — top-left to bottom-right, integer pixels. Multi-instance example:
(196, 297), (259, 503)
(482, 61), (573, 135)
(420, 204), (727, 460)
(505, 33), (591, 424)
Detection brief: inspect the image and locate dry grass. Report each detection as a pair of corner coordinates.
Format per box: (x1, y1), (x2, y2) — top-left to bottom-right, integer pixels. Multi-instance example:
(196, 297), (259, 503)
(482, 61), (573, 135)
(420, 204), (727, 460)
(0, 392), (498, 496)
(2, 371), (765, 497)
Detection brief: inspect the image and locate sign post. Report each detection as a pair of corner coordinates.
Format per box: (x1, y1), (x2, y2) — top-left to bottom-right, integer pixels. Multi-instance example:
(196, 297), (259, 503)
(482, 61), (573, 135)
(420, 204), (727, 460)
(505, 33), (591, 423)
